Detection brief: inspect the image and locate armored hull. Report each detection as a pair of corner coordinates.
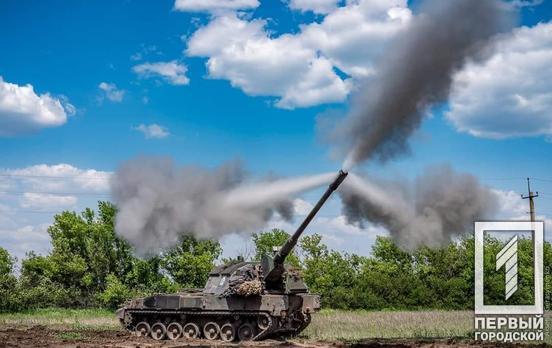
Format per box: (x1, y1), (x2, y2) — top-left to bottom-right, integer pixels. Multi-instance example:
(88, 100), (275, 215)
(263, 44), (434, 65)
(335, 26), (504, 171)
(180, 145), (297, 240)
(117, 261), (320, 341)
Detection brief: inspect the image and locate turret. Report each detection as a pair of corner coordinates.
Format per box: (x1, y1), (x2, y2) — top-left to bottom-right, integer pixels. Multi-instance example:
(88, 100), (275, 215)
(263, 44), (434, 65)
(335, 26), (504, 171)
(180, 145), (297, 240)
(263, 170), (348, 287)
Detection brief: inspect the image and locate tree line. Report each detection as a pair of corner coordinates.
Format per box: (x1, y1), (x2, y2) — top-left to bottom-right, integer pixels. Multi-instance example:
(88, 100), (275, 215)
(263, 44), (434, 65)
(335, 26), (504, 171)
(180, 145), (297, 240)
(0, 202), (550, 311)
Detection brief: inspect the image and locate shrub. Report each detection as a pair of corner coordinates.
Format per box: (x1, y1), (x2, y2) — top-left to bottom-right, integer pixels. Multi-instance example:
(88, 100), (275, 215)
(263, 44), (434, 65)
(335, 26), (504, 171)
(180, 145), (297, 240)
(97, 274), (133, 309)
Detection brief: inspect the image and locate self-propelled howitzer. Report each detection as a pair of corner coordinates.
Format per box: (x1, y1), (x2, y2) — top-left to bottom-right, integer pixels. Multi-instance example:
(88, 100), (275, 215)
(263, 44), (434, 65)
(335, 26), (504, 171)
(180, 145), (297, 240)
(116, 170), (348, 342)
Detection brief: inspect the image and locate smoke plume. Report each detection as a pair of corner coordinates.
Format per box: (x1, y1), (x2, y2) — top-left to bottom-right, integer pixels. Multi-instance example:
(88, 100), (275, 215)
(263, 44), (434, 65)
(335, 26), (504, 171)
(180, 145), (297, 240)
(337, 0), (512, 170)
(111, 157), (333, 253)
(339, 166), (498, 249)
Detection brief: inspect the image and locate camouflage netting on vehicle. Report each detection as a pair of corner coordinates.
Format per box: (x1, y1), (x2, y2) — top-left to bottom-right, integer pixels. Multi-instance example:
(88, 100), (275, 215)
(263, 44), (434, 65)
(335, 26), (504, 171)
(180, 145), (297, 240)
(222, 264), (263, 297)
(235, 279), (262, 296)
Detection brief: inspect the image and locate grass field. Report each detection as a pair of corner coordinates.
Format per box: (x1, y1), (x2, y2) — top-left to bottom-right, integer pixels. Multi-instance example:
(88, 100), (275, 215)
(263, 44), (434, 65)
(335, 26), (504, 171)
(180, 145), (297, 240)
(0, 308), (549, 343)
(0, 308), (118, 331)
(303, 309), (474, 340)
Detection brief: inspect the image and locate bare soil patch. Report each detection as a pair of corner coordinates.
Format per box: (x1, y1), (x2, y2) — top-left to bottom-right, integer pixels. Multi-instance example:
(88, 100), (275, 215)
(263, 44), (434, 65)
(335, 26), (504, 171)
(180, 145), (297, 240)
(0, 326), (545, 348)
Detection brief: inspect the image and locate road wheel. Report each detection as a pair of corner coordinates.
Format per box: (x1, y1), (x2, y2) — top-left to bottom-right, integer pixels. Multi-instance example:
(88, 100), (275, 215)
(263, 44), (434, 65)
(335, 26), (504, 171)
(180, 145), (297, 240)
(166, 322), (182, 340)
(135, 321), (150, 337)
(203, 321), (220, 340)
(257, 315), (270, 330)
(237, 323), (255, 341)
(183, 322), (200, 339)
(150, 322), (166, 340)
(220, 323), (235, 342)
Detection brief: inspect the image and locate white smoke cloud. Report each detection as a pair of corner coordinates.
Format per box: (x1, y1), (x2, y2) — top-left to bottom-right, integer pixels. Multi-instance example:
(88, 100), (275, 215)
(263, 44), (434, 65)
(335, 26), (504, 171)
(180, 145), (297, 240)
(111, 157), (334, 253)
(340, 166), (499, 249)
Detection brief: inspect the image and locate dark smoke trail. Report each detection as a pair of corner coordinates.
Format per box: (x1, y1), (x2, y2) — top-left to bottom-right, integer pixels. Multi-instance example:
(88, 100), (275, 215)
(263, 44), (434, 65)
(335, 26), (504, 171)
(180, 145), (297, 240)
(339, 166), (499, 249)
(337, 0), (513, 170)
(111, 157), (334, 253)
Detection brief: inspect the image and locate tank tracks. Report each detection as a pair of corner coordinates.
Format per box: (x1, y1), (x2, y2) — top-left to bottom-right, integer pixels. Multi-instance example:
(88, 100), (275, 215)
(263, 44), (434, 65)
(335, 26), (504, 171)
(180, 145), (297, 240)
(121, 309), (288, 342)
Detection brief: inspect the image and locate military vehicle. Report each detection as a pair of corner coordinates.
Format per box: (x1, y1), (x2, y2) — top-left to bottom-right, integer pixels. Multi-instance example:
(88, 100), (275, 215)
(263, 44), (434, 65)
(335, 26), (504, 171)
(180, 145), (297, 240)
(116, 170), (348, 342)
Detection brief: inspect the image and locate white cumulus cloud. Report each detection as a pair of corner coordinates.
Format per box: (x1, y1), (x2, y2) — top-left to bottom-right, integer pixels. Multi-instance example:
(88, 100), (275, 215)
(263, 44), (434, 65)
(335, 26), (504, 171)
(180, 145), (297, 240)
(300, 0), (411, 78)
(447, 22), (552, 139)
(134, 123), (170, 139)
(0, 77), (74, 136)
(98, 82), (125, 102)
(187, 14), (353, 109)
(0, 164), (112, 261)
(185, 1), (410, 108)
(20, 193), (77, 210)
(3, 163), (111, 193)
(174, 0), (259, 13)
(493, 189), (527, 219)
(288, 0), (340, 14)
(0, 224), (51, 261)
(132, 61), (190, 86)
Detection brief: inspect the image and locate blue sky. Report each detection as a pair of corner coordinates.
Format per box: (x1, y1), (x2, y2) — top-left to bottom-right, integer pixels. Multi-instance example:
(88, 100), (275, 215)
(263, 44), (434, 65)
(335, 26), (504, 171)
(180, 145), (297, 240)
(0, 0), (551, 260)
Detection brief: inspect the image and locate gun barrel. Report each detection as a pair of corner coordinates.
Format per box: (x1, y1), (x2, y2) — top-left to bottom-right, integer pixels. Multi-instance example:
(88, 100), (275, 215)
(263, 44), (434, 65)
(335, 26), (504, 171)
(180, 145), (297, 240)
(273, 169), (348, 265)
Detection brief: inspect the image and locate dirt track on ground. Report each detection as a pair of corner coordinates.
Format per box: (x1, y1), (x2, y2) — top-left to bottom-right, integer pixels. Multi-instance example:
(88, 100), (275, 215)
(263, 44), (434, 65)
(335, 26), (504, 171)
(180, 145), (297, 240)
(0, 326), (547, 348)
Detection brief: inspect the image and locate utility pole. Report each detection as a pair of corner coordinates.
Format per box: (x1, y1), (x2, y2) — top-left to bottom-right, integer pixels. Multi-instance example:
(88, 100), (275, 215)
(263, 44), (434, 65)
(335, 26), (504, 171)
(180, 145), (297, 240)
(521, 177), (539, 221)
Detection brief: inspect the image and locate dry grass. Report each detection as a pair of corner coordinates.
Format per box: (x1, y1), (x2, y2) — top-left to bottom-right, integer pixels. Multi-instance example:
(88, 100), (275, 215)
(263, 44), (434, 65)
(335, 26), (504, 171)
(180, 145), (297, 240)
(303, 309), (474, 341)
(303, 310), (552, 344)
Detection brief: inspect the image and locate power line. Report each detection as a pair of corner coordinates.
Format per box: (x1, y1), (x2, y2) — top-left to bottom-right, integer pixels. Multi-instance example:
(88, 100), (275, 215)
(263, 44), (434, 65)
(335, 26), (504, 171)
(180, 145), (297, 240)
(0, 190), (110, 197)
(531, 177), (552, 183)
(0, 209), (64, 214)
(480, 177), (526, 181)
(0, 173), (109, 180)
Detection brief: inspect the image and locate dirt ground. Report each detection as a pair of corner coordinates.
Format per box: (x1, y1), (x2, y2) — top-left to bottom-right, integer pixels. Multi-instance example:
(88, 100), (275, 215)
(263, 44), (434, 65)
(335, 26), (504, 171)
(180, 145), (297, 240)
(0, 326), (547, 348)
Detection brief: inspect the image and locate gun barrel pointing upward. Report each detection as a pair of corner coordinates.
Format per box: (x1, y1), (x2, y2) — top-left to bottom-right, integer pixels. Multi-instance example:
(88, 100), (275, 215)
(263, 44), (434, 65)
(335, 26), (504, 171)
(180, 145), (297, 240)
(274, 169), (348, 265)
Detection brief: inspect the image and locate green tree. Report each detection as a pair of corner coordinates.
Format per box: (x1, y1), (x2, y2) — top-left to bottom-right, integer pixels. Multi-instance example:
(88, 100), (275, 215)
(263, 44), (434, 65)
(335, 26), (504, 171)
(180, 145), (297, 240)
(301, 234), (366, 308)
(412, 243), (471, 309)
(161, 235), (222, 288)
(16, 252), (68, 310)
(43, 202), (136, 305)
(124, 256), (176, 293)
(16, 201), (170, 308)
(252, 229), (300, 267)
(0, 247), (14, 277)
(97, 274), (133, 309)
(0, 248), (17, 311)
